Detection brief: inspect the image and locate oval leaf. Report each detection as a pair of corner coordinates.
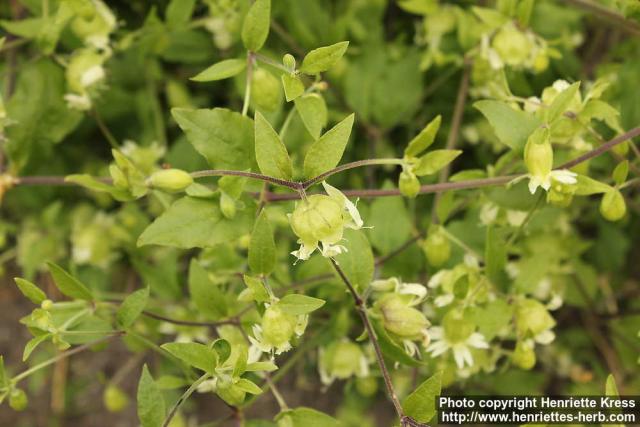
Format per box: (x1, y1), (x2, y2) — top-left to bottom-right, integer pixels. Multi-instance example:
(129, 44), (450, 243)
(137, 365), (165, 427)
(303, 113), (354, 179)
(405, 115), (441, 157)
(277, 294), (325, 315)
(116, 287), (150, 328)
(254, 112), (293, 180)
(47, 262), (93, 301)
(248, 209), (276, 275)
(241, 0), (270, 52)
(295, 93), (328, 140)
(161, 342), (218, 374)
(14, 278), (47, 304)
(191, 58), (246, 82)
(300, 41), (349, 75)
(413, 149), (462, 176)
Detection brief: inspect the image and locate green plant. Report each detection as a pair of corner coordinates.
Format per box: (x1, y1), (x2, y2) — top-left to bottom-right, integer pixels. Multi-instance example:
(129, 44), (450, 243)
(1, 0), (639, 426)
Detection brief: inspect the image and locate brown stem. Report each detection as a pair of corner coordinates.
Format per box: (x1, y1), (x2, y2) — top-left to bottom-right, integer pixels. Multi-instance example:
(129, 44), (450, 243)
(191, 169), (301, 190)
(141, 310), (241, 327)
(329, 258), (406, 422)
(432, 61), (471, 223)
(563, 0), (640, 37)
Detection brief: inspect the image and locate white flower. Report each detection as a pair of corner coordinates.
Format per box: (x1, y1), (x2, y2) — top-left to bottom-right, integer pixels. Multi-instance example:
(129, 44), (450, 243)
(64, 93), (92, 111)
(426, 326), (489, 369)
(528, 169), (577, 195)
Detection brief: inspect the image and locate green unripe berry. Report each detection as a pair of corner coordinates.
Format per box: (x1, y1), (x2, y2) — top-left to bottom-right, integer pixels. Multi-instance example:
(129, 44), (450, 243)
(9, 388), (28, 411)
(147, 169), (193, 193)
(399, 170), (420, 198)
(41, 299), (54, 310)
(261, 306), (296, 349)
(220, 192), (236, 219)
(355, 376), (378, 397)
(103, 385), (129, 412)
(376, 294), (429, 339)
(422, 228), (451, 267)
(600, 190), (626, 222)
(290, 195), (344, 244)
(512, 341), (536, 370)
(322, 341), (365, 380)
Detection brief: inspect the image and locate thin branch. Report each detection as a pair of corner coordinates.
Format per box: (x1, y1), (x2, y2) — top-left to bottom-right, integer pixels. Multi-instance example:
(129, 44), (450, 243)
(141, 310), (241, 327)
(432, 61), (472, 223)
(302, 158), (404, 189)
(92, 108), (119, 149)
(329, 259), (406, 423)
(191, 169), (301, 190)
(242, 52), (255, 116)
(563, 0), (640, 37)
(163, 373), (211, 427)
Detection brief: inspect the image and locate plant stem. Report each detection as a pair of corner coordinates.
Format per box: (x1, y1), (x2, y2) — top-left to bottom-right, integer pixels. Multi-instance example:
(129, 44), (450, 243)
(302, 158), (404, 189)
(563, 0), (640, 36)
(191, 169), (301, 190)
(11, 333), (123, 384)
(329, 258), (407, 423)
(242, 52), (255, 116)
(432, 61), (471, 223)
(92, 108), (119, 149)
(163, 373), (210, 427)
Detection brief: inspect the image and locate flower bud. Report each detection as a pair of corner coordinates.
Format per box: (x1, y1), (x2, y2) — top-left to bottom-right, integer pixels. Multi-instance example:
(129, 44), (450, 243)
(290, 195), (344, 244)
(524, 136), (553, 182)
(399, 170), (420, 198)
(147, 169), (193, 193)
(251, 68), (282, 111)
(261, 306), (296, 349)
(422, 228), (451, 267)
(321, 341), (366, 380)
(442, 310), (475, 344)
(9, 388), (28, 411)
(283, 54), (296, 72)
(515, 299), (556, 337)
(376, 294), (429, 339)
(511, 341), (536, 370)
(220, 192), (236, 219)
(600, 190), (626, 222)
(491, 26), (532, 67)
(103, 385), (129, 412)
(41, 299), (54, 310)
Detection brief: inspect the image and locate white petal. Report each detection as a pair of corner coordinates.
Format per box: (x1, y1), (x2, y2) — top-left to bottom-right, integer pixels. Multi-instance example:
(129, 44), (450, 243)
(291, 241), (317, 261)
(435, 294), (454, 307)
(535, 329), (555, 345)
(467, 333), (489, 349)
(452, 345), (468, 369)
(322, 181), (363, 229)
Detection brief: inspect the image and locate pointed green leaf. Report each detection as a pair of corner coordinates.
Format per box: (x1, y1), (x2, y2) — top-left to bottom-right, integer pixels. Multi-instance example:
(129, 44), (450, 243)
(402, 372), (442, 423)
(254, 112), (293, 180)
(166, 0), (196, 29)
(303, 113), (354, 178)
(0, 356), (6, 387)
(299, 41), (349, 75)
(65, 175), (132, 201)
(137, 365), (165, 427)
(574, 175), (612, 196)
(246, 361), (278, 372)
(248, 210), (276, 275)
(191, 59), (246, 82)
(474, 100), (541, 150)
(23, 333), (51, 361)
(282, 73), (304, 102)
(371, 319), (424, 367)
(276, 407), (339, 427)
(188, 259), (227, 318)
(14, 278), (46, 305)
(241, 0), (270, 52)
(405, 115), (441, 157)
(295, 93), (328, 140)
(235, 378), (262, 395)
(613, 160), (629, 186)
(116, 287), (150, 328)
(547, 81), (581, 122)
(242, 275), (270, 303)
(161, 342), (218, 374)
(605, 374), (620, 397)
(276, 294), (325, 315)
(171, 108), (254, 170)
(46, 262), (93, 301)
(138, 197), (252, 249)
(413, 149), (462, 176)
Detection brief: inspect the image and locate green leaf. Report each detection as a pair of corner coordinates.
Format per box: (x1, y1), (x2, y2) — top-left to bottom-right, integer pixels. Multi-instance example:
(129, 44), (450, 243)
(333, 229), (374, 292)
(276, 407), (340, 427)
(484, 226), (507, 288)
(161, 342), (218, 374)
(294, 93), (328, 140)
(574, 174), (612, 196)
(248, 210), (276, 275)
(466, 299), (513, 341)
(172, 108), (254, 170)
(605, 374), (620, 397)
(241, 0), (270, 52)
(303, 113), (354, 178)
(235, 378), (263, 395)
(191, 59), (247, 82)
(276, 294), (325, 315)
(137, 365), (165, 427)
(368, 186), (412, 253)
(138, 197), (251, 249)
(282, 73), (305, 102)
(300, 41), (349, 75)
(116, 287), (150, 329)
(246, 361), (278, 372)
(212, 339), (232, 363)
(14, 278), (46, 304)
(47, 262), (93, 301)
(402, 372), (442, 423)
(242, 275), (270, 303)
(474, 100), (541, 150)
(65, 174), (132, 201)
(254, 112), (293, 180)
(166, 0), (196, 28)
(0, 356), (6, 387)
(613, 161), (629, 186)
(547, 81), (580, 122)
(405, 115), (441, 157)
(413, 149), (462, 176)
(23, 333), (51, 361)
(188, 259), (227, 318)
(233, 345), (248, 377)
(371, 319), (424, 367)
